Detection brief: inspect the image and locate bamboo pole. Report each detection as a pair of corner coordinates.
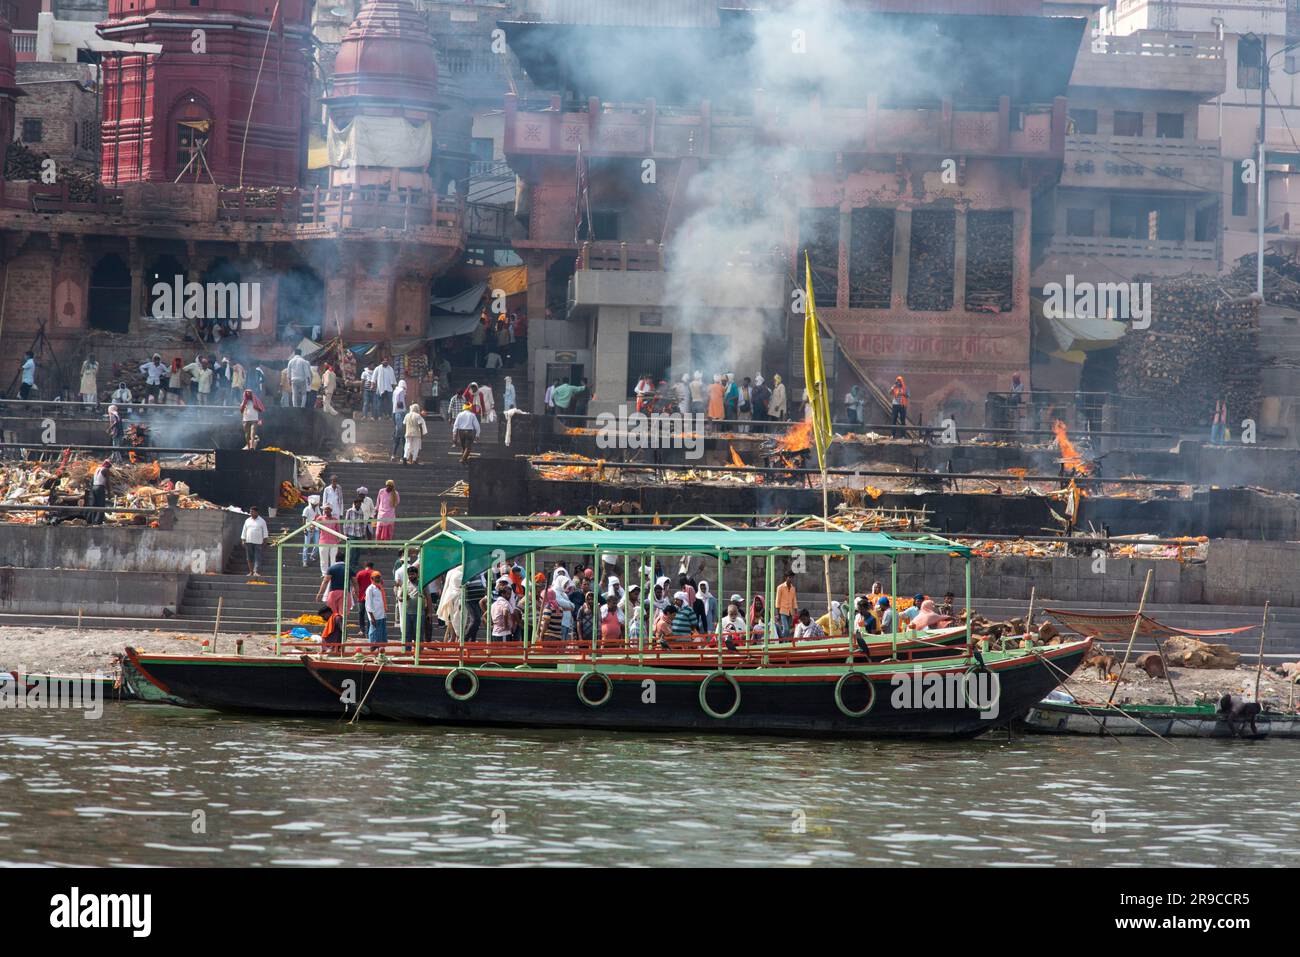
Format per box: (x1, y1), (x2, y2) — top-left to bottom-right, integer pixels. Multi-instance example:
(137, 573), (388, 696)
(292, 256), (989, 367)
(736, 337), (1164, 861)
(212, 596), (223, 654)
(1106, 568), (1153, 708)
(1025, 585), (1036, 637)
(1254, 601), (1271, 702)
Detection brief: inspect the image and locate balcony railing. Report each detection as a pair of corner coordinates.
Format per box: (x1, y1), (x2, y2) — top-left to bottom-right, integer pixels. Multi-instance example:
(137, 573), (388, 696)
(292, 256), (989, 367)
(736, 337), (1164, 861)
(1090, 30), (1223, 59)
(508, 93), (1066, 161)
(1046, 235), (1217, 263)
(12, 29), (35, 54)
(578, 241), (665, 271)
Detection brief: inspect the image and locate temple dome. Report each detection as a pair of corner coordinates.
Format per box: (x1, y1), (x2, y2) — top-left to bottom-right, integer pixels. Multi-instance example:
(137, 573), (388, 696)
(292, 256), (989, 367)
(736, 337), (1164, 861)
(329, 0), (438, 109)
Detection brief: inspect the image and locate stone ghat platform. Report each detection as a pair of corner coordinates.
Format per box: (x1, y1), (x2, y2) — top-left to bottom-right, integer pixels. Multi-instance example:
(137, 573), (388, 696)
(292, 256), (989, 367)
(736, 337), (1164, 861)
(471, 458), (1300, 544)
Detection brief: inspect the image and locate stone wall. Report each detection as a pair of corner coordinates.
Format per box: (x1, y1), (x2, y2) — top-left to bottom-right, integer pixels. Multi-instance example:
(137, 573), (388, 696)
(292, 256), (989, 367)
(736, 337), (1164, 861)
(2, 508), (242, 574)
(0, 569), (188, 617)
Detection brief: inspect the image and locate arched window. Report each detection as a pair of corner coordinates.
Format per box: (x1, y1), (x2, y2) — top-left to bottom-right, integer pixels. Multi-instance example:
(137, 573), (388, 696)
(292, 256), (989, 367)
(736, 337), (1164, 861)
(169, 94), (213, 181)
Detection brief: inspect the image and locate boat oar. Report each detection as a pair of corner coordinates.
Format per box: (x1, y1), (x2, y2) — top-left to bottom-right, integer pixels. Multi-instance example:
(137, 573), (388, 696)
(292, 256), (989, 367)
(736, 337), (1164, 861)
(348, 658), (386, 726)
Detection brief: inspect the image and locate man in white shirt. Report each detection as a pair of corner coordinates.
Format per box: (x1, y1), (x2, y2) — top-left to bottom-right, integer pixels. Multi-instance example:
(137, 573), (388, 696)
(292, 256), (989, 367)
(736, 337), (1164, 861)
(453, 405), (481, 464)
(321, 476), (344, 518)
(322, 365), (338, 415)
(393, 558), (420, 649)
(20, 351), (36, 399)
(372, 359), (397, 418)
(403, 404), (428, 464)
(241, 506), (269, 577)
(544, 381), (556, 416)
(356, 487), (374, 527)
(300, 495), (319, 567)
(360, 366), (374, 419)
(286, 349), (312, 408)
(364, 570), (387, 645)
(140, 354), (167, 403)
(792, 608), (826, 639)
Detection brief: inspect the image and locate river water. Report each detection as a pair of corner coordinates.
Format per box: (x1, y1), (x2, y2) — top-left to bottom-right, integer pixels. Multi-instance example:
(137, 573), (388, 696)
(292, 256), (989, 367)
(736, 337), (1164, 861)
(1, 704), (1296, 867)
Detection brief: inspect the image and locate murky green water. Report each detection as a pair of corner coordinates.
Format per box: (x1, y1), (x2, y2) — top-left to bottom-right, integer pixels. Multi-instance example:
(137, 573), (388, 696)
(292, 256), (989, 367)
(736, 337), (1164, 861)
(1, 705), (1296, 867)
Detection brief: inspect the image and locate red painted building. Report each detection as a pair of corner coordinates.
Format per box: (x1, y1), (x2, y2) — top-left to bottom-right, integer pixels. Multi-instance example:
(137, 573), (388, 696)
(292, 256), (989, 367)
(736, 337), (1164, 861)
(98, 0), (313, 186)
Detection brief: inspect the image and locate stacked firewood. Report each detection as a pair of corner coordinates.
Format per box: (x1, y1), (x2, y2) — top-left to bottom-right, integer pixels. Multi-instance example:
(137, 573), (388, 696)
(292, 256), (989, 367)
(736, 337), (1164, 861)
(1114, 271), (1261, 429)
(799, 207), (840, 302)
(906, 209), (955, 311)
(964, 210), (1013, 313)
(848, 208), (894, 308)
(5, 141), (99, 202)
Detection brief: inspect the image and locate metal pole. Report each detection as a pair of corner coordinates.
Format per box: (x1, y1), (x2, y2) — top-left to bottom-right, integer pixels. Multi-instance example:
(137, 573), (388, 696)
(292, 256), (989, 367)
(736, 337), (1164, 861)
(715, 550), (724, 669)
(275, 542), (283, 655)
(890, 557), (898, 658)
(964, 558), (973, 664)
(1258, 44), (1268, 300)
(846, 548), (855, 660)
(414, 545), (424, 665)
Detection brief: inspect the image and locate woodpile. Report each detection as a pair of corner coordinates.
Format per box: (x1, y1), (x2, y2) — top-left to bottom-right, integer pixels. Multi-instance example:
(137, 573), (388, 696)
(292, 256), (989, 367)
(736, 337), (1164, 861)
(1160, 635), (1240, 670)
(799, 207), (840, 302)
(5, 141), (100, 202)
(1115, 265), (1261, 429)
(906, 209), (955, 311)
(0, 455), (216, 525)
(964, 210), (1013, 313)
(848, 208), (894, 308)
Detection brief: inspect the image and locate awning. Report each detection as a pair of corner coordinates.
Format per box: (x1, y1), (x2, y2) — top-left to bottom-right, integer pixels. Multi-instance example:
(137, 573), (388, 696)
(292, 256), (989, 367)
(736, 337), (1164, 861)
(1047, 608), (1255, 643)
(488, 265), (527, 297)
(418, 529), (969, 588)
(430, 281), (488, 315)
(428, 313), (484, 341)
(1032, 296), (1128, 356)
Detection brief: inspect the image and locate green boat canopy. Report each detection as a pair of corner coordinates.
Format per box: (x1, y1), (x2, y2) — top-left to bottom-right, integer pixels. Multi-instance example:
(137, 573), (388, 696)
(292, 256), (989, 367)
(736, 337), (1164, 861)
(418, 529), (970, 587)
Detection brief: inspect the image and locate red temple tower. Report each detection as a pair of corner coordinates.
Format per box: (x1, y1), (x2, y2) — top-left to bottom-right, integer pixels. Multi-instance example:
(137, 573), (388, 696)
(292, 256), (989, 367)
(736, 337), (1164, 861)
(322, 0), (439, 193)
(97, 0), (312, 186)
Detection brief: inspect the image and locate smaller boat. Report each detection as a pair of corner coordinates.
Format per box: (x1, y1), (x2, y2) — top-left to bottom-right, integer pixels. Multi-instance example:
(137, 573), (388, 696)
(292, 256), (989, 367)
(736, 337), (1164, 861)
(6, 670), (137, 702)
(1022, 696), (1300, 739)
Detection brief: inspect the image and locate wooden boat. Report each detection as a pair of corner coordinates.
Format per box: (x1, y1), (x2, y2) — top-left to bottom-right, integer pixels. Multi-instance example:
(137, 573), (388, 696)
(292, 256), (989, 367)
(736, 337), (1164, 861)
(295, 639), (1093, 739)
(5, 670), (137, 702)
(1022, 697), (1300, 739)
(121, 625), (973, 717)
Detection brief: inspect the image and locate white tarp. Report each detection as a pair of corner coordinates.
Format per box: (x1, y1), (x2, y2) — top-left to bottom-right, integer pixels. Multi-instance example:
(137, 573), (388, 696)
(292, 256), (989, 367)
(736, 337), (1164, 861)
(326, 116), (433, 169)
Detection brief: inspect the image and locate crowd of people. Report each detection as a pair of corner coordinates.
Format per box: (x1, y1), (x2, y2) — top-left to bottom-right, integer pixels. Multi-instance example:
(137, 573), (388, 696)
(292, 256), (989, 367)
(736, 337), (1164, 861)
(295, 548), (962, 653)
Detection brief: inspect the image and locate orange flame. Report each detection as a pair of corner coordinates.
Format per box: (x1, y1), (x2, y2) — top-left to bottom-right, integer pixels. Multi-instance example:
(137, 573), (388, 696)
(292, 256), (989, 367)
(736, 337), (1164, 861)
(1052, 420), (1092, 474)
(728, 445), (747, 468)
(776, 420), (814, 452)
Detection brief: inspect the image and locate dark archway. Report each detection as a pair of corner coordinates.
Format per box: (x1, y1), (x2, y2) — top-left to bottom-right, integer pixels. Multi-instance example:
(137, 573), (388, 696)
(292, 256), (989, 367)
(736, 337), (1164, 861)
(144, 254), (187, 320)
(88, 254), (132, 334)
(275, 265), (325, 342)
(198, 258), (248, 340)
(546, 255), (576, 320)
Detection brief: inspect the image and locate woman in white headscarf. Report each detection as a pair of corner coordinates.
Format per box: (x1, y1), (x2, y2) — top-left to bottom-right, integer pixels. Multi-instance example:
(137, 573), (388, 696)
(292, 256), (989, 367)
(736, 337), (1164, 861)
(437, 565), (464, 641)
(817, 600), (848, 637)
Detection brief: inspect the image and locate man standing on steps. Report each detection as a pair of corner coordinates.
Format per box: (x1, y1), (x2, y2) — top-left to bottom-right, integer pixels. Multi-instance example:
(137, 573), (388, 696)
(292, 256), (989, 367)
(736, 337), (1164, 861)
(287, 348), (312, 408)
(364, 570), (388, 646)
(241, 505), (269, 579)
(372, 357), (397, 419)
(316, 557), (348, 619)
(322, 475), (344, 519)
(90, 459), (112, 525)
(453, 402), (481, 465)
(403, 404), (428, 464)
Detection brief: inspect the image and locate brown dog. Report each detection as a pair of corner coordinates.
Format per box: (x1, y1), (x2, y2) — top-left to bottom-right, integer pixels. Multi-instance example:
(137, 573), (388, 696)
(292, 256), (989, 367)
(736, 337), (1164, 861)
(1082, 645), (1115, 680)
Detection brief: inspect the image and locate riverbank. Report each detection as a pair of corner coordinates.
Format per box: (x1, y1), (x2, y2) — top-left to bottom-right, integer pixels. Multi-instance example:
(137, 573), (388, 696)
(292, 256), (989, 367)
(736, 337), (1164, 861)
(1063, 662), (1297, 708)
(0, 625), (273, 676)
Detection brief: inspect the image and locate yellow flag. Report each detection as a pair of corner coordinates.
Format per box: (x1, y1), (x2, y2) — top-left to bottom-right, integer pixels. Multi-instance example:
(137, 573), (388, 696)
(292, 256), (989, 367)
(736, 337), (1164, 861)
(803, 251), (833, 469)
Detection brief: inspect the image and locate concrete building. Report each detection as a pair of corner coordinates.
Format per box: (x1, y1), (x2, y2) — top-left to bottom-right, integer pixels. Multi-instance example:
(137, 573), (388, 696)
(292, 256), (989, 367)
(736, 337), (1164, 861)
(1033, 16), (1226, 287)
(502, 1), (1083, 421)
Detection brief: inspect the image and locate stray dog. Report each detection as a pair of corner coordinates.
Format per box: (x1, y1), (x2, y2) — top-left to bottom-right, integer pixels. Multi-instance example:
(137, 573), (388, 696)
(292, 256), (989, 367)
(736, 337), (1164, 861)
(1217, 693), (1262, 736)
(1082, 645), (1115, 680)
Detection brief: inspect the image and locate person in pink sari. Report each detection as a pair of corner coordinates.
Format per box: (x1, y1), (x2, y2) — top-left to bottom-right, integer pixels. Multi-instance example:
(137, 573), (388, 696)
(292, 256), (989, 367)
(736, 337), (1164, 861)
(375, 480), (399, 541)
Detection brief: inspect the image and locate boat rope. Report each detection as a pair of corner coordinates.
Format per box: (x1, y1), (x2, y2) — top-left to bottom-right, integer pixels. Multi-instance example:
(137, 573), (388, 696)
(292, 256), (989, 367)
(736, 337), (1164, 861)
(348, 657), (387, 726)
(1029, 647), (1173, 747)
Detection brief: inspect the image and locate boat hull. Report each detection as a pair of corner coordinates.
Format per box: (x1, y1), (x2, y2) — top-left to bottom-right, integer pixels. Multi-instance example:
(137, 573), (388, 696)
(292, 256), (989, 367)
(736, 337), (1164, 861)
(302, 642), (1091, 739)
(124, 647), (360, 717)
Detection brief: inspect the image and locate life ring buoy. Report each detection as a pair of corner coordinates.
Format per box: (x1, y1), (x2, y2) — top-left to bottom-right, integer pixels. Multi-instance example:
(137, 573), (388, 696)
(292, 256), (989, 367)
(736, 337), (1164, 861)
(698, 670), (741, 719)
(576, 670), (613, 708)
(477, 661), (502, 670)
(834, 671), (876, 718)
(445, 666), (480, 701)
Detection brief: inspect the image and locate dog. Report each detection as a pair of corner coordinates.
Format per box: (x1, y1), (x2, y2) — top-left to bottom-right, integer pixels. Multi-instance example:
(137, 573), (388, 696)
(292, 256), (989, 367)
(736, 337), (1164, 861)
(1217, 693), (1262, 736)
(1082, 645), (1115, 680)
